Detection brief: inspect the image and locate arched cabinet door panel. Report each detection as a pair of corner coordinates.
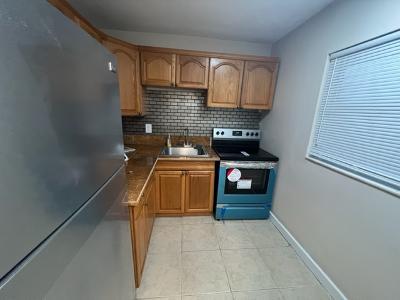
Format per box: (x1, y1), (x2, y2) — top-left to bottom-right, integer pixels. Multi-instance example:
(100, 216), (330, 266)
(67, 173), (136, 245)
(207, 58), (244, 108)
(240, 61), (279, 110)
(141, 51), (176, 86)
(176, 55), (209, 89)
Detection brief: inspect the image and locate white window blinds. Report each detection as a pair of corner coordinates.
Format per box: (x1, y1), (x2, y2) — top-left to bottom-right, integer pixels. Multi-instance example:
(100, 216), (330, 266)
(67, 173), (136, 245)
(308, 31), (400, 194)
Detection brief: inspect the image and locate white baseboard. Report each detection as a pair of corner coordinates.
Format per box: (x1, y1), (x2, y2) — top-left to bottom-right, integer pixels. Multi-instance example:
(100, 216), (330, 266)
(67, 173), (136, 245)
(270, 212), (347, 300)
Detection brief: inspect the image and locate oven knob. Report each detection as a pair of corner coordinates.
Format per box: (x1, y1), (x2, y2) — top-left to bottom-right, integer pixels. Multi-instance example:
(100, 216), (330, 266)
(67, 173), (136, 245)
(251, 132), (254, 136)
(221, 131), (225, 136)
(255, 132), (259, 136)
(216, 131), (220, 135)
(246, 132), (250, 136)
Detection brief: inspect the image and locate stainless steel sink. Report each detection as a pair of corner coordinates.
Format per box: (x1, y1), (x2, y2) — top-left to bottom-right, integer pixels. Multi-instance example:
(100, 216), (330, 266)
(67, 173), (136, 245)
(160, 145), (209, 157)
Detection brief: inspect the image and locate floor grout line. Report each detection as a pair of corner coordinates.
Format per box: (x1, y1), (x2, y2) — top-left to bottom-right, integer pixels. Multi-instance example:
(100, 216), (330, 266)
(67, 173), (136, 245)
(148, 217), (328, 299)
(216, 222), (234, 296)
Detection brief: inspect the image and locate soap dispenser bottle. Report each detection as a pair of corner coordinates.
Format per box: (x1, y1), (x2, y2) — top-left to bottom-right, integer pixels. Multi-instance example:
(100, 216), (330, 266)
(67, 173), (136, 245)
(166, 134), (172, 147)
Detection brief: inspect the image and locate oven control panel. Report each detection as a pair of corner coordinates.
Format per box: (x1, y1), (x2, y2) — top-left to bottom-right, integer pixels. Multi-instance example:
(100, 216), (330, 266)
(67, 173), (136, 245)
(213, 128), (261, 140)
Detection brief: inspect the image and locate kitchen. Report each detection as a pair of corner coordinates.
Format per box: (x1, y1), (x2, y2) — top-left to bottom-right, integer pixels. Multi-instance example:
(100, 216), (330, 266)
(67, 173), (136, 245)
(0, 0), (399, 300)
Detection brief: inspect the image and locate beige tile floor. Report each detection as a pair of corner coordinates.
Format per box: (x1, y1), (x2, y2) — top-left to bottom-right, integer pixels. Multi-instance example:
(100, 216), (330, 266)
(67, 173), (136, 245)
(136, 216), (332, 300)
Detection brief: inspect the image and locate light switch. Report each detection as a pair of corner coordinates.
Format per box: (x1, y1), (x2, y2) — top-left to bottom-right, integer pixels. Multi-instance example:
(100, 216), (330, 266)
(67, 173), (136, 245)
(145, 124), (152, 133)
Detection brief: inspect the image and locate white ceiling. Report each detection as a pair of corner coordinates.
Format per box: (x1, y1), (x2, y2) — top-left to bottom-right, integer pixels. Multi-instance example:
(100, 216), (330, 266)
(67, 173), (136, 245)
(68, 0), (334, 43)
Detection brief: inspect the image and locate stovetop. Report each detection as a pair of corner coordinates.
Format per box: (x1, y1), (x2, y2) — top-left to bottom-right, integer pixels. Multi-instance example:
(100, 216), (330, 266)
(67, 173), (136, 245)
(213, 146), (279, 162)
(212, 128), (279, 162)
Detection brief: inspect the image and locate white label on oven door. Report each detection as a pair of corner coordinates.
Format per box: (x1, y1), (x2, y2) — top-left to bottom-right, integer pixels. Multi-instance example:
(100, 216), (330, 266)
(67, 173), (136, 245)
(227, 168), (241, 182)
(237, 179), (252, 189)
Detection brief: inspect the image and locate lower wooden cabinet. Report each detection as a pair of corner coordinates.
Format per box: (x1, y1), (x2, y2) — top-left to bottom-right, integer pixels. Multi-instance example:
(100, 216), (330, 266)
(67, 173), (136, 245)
(129, 175), (155, 287)
(155, 171), (185, 214)
(185, 171), (214, 213)
(128, 162), (214, 287)
(132, 203), (146, 284)
(155, 161), (215, 215)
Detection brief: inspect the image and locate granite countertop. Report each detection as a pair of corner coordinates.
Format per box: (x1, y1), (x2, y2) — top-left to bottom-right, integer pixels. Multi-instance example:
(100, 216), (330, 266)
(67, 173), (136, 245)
(124, 143), (219, 207)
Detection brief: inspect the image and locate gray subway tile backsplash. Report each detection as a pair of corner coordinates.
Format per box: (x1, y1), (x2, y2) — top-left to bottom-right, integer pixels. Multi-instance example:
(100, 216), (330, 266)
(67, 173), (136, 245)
(122, 87), (264, 136)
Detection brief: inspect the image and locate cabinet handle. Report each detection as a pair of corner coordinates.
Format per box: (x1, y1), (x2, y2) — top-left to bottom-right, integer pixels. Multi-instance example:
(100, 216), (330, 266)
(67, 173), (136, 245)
(107, 61), (117, 73)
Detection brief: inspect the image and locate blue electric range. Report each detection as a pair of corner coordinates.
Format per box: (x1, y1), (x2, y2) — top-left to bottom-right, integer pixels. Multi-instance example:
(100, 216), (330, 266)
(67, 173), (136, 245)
(212, 128), (279, 220)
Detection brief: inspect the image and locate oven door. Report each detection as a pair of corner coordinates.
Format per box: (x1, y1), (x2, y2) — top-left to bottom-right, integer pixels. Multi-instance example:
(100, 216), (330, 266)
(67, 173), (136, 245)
(217, 161), (277, 204)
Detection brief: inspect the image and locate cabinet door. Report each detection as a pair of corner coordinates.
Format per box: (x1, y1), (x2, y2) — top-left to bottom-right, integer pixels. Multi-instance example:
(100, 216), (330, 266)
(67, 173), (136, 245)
(240, 61), (279, 110)
(146, 176), (156, 241)
(155, 171), (185, 214)
(141, 51), (176, 86)
(132, 203), (147, 287)
(207, 58), (244, 108)
(185, 171), (214, 213)
(103, 39), (143, 116)
(176, 55), (209, 88)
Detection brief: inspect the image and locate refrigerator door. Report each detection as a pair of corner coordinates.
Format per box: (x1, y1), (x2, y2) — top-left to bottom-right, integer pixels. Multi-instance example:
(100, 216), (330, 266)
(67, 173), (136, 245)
(0, 166), (134, 300)
(0, 0), (123, 280)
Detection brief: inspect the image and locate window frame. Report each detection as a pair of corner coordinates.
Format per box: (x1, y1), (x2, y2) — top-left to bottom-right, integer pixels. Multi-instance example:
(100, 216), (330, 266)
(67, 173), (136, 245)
(306, 32), (400, 198)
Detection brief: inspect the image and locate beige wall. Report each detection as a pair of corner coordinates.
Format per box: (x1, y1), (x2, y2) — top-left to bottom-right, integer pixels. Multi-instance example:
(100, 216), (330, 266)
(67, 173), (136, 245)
(260, 0), (400, 299)
(103, 29), (272, 56)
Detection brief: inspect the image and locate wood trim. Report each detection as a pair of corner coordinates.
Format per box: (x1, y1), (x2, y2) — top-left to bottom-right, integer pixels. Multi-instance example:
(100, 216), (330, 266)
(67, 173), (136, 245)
(48, 1), (279, 72)
(121, 109), (141, 116)
(139, 45), (279, 63)
(47, 0), (105, 42)
(155, 212), (212, 217)
(156, 160), (215, 171)
(129, 207), (141, 287)
(102, 34), (139, 50)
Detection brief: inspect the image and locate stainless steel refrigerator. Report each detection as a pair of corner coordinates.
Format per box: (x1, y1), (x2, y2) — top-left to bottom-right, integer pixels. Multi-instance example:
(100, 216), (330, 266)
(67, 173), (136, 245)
(0, 0), (134, 299)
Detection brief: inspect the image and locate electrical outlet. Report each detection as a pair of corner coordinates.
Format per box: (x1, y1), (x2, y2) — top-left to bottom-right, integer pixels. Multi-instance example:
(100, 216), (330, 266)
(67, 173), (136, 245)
(145, 124), (152, 133)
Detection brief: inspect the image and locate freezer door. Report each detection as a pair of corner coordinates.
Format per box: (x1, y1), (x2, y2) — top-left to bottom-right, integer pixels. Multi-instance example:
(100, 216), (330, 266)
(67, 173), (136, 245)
(0, 0), (124, 280)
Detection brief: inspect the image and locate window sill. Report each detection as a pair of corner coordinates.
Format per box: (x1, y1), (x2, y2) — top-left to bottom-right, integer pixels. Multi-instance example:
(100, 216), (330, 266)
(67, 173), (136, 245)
(305, 155), (400, 198)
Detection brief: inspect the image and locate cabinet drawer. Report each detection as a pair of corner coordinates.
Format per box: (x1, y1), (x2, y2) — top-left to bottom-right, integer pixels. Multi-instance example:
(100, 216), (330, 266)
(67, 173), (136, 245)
(156, 160), (214, 171)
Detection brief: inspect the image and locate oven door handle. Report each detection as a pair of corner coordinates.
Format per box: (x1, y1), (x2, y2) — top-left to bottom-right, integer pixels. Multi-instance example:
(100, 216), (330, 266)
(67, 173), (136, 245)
(220, 161), (277, 169)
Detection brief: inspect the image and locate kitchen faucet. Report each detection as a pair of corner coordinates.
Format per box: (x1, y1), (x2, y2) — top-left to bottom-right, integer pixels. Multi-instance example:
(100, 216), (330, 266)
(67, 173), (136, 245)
(183, 128), (192, 147)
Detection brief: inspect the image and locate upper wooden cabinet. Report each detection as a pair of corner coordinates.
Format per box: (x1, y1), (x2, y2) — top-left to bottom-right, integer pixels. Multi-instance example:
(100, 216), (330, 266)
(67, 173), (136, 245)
(103, 38), (143, 116)
(176, 55), (209, 89)
(49, 1), (280, 112)
(141, 51), (176, 86)
(207, 58), (244, 108)
(240, 61), (279, 110)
